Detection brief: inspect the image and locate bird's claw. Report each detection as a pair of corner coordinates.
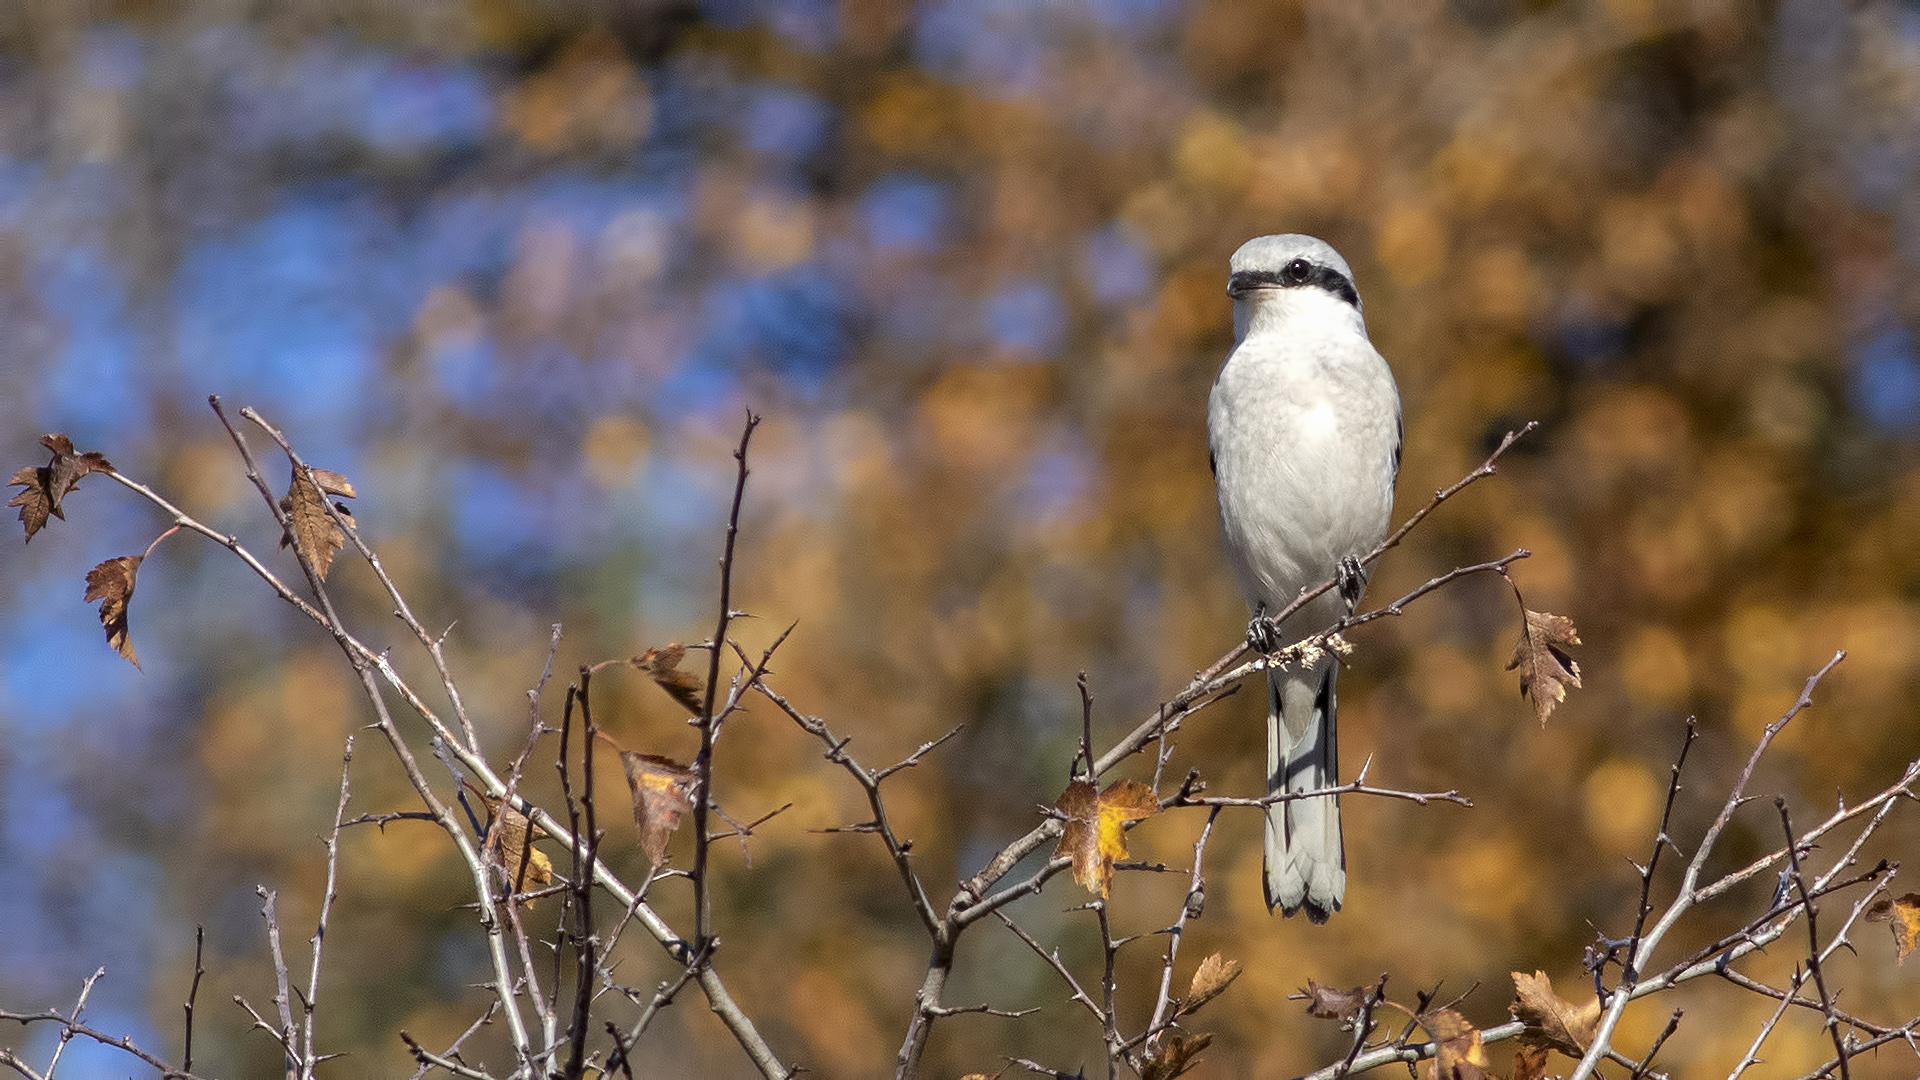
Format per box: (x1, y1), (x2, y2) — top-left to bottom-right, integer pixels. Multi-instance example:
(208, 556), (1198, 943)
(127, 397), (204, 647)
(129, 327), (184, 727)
(1335, 555), (1367, 612)
(1246, 611), (1285, 655)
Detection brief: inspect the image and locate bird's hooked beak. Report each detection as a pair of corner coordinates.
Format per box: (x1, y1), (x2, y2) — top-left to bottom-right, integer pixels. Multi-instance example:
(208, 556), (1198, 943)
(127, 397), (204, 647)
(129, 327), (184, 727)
(1226, 269), (1280, 300)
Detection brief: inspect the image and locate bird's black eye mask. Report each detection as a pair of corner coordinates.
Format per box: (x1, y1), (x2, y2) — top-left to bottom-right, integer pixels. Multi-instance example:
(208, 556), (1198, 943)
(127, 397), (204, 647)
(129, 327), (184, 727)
(1227, 260), (1360, 309)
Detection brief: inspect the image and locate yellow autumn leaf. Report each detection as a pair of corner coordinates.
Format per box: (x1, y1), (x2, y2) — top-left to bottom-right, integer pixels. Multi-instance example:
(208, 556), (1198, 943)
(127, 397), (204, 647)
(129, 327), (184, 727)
(1054, 778), (1160, 897)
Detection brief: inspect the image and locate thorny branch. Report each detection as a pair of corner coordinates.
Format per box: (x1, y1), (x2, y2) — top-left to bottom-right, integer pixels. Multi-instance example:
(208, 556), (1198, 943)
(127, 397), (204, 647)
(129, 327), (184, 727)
(72, 402), (789, 1077)
(741, 427), (1534, 1078)
(16, 407), (1920, 1080)
(692, 410), (760, 957)
(1568, 653), (1851, 1080)
(1287, 647), (1920, 1080)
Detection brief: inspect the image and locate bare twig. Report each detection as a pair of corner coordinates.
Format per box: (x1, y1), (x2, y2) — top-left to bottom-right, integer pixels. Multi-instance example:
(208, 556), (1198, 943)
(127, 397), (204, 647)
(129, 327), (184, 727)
(400, 1030), (501, 1080)
(1075, 673), (1095, 782)
(1286, 647), (1920, 1080)
(562, 666), (603, 1080)
(182, 927), (205, 1074)
(224, 403), (538, 1069)
(1626, 720), (1698, 983)
(405, 1004), (498, 1080)
(1331, 975), (1391, 1080)
(341, 811), (440, 829)
(1145, 809), (1219, 1038)
(0, 1006), (212, 1080)
(35, 403), (791, 1077)
(1007, 1056), (1085, 1078)
(1095, 900), (1120, 1075)
(1777, 799), (1850, 1080)
(608, 958), (707, 1071)
(752, 682), (945, 936)
(1629, 1009), (1681, 1079)
(873, 726), (965, 783)
(299, 735), (356, 1076)
(254, 888), (298, 1073)
(692, 410), (760, 955)
(1729, 969), (1805, 1080)
(1566, 645), (1850, 1076)
(42, 969), (102, 1080)
(1168, 762), (1471, 810)
(1570, 652), (1846, 1080)
(1788, 1022), (1920, 1080)
(993, 912), (1104, 1024)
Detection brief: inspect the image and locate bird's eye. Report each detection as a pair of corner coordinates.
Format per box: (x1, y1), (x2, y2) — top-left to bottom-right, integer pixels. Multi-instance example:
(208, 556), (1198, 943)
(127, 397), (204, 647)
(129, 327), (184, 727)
(1284, 259), (1312, 283)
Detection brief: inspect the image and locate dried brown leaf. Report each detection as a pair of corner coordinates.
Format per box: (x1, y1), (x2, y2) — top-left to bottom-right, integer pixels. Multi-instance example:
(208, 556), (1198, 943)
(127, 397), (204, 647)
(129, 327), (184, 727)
(281, 465), (347, 578)
(632, 644), (706, 715)
(1140, 1029), (1211, 1080)
(4, 466), (41, 536)
(493, 805), (554, 897)
(1506, 609), (1582, 724)
(1510, 970), (1600, 1056)
(465, 786), (554, 904)
(1865, 892), (1920, 963)
(1054, 777), (1160, 897)
(9, 434), (112, 542)
(1178, 953), (1242, 1017)
(83, 555), (143, 668)
(620, 750), (696, 866)
(1296, 979), (1369, 1021)
(1419, 1008), (1488, 1080)
(308, 468), (358, 499)
(1510, 1042), (1550, 1080)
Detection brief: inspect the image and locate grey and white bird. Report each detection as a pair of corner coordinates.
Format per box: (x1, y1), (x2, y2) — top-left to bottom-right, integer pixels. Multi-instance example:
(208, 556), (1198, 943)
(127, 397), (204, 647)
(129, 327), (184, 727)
(1207, 235), (1401, 923)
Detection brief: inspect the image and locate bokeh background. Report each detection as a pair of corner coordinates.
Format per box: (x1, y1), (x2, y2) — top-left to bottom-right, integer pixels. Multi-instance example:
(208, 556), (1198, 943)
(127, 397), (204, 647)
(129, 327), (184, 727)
(2, 0), (1919, 1076)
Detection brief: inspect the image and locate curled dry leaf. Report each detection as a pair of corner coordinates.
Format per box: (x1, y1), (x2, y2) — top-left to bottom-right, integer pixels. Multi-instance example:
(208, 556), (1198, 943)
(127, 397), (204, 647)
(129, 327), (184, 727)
(1295, 979), (1369, 1021)
(491, 804), (554, 898)
(1418, 1008), (1488, 1080)
(1510, 1043), (1550, 1080)
(1140, 1029), (1211, 1080)
(465, 785), (555, 903)
(9, 433), (113, 543)
(619, 750), (696, 866)
(1178, 953), (1242, 1017)
(308, 468), (357, 499)
(84, 555), (143, 668)
(632, 643), (706, 716)
(280, 464), (354, 579)
(1864, 892), (1920, 964)
(1509, 970), (1600, 1057)
(1506, 609), (1582, 724)
(1053, 777), (1160, 897)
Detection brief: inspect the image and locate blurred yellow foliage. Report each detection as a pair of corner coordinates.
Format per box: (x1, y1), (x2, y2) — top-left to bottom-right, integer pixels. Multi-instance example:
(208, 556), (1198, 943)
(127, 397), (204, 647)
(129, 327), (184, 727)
(1174, 111), (1251, 193)
(10, 1), (1920, 1076)
(1620, 624), (1692, 708)
(501, 30), (651, 153)
(1374, 201), (1447, 287)
(1581, 757), (1661, 855)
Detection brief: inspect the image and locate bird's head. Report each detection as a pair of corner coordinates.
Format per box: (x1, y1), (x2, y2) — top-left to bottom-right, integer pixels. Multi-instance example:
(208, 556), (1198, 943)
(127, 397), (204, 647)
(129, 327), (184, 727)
(1226, 234), (1364, 342)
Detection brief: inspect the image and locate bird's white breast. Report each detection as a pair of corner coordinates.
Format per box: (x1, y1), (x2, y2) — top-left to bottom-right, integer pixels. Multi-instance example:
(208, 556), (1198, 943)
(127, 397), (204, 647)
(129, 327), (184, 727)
(1207, 292), (1400, 631)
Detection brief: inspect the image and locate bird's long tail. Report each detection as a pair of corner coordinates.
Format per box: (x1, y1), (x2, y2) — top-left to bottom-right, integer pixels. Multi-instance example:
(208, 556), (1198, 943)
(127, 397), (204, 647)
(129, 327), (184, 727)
(1263, 660), (1344, 922)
